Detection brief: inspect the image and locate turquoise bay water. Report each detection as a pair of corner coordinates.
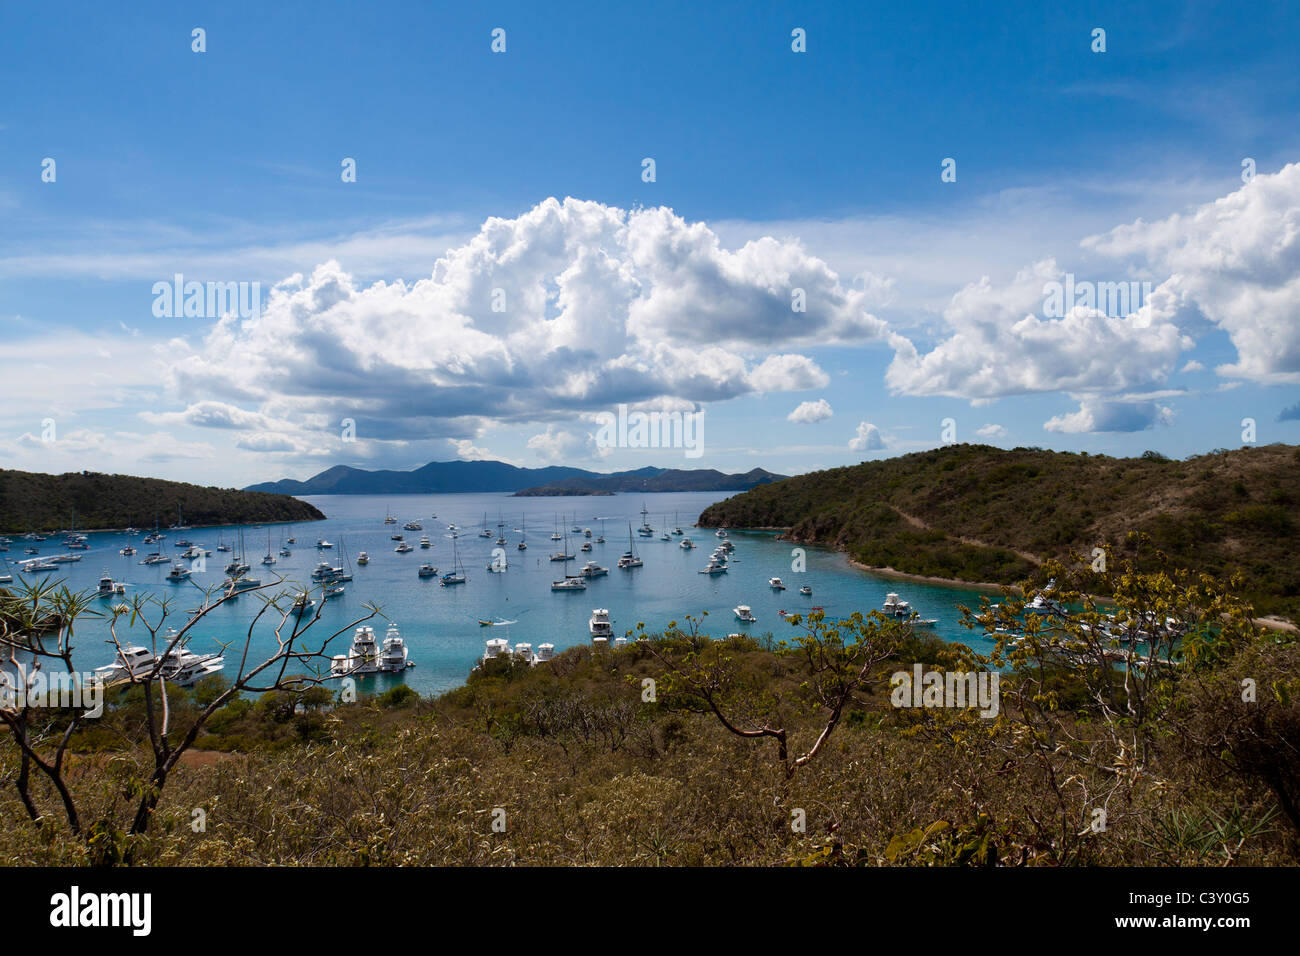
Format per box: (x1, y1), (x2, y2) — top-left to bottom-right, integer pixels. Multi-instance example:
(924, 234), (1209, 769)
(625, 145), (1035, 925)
(11, 492), (1005, 695)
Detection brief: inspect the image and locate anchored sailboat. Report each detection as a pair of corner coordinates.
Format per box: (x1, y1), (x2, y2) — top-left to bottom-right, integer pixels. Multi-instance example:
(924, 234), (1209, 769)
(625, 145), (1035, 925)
(441, 536), (467, 586)
(618, 524), (643, 568)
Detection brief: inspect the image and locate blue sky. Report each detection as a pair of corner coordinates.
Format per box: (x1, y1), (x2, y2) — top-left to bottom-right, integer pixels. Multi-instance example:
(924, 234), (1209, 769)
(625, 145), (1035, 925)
(2, 0), (1298, 485)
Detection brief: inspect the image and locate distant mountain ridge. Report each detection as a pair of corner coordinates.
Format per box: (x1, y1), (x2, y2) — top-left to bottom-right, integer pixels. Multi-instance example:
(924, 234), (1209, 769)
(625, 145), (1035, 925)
(513, 467), (785, 495)
(245, 461), (786, 496)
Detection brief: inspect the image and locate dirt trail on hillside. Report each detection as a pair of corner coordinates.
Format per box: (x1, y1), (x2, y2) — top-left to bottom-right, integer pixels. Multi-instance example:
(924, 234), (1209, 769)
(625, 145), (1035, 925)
(889, 506), (1044, 566)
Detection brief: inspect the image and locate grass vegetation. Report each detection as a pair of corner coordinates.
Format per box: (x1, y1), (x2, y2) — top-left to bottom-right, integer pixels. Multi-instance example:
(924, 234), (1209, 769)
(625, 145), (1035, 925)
(2, 553), (1295, 867)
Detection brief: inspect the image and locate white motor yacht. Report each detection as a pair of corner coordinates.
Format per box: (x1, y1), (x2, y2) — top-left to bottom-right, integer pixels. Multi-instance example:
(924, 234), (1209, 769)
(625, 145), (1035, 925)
(96, 570), (126, 597)
(331, 625), (380, 677)
(92, 644), (157, 684)
(378, 624), (411, 672)
(158, 644), (225, 686)
(589, 608), (613, 638)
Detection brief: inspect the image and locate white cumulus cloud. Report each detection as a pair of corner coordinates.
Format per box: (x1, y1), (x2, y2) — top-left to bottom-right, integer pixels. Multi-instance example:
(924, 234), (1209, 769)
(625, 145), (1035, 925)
(165, 198), (878, 452)
(1044, 398), (1175, 434)
(885, 259), (1192, 402)
(526, 425), (596, 464)
(787, 398), (833, 423)
(1084, 163), (1300, 385)
(848, 421), (885, 451)
(448, 438), (494, 460)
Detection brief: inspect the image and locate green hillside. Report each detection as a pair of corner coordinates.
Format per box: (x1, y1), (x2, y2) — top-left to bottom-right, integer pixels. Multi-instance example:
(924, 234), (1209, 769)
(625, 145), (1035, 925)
(698, 444), (1300, 620)
(0, 469), (325, 532)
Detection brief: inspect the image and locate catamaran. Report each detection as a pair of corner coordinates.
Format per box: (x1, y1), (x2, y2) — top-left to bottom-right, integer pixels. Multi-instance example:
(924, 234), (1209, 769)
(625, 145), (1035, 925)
(224, 530), (250, 577)
(617, 524), (643, 569)
(637, 503), (653, 536)
(479, 513), (493, 538)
